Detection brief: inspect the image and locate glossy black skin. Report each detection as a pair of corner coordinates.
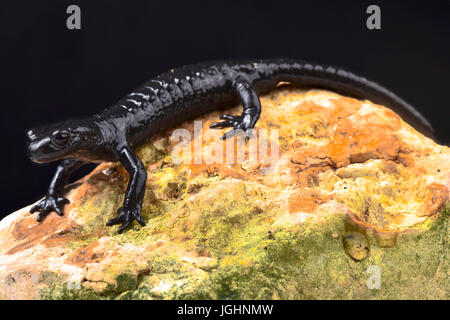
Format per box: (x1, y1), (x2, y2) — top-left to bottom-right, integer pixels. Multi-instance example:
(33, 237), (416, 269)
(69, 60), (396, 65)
(26, 58), (436, 233)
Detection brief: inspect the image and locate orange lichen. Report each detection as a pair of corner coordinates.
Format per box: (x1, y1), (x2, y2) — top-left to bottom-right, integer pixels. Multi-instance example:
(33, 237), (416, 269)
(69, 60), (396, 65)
(421, 183), (449, 216)
(288, 189), (332, 213)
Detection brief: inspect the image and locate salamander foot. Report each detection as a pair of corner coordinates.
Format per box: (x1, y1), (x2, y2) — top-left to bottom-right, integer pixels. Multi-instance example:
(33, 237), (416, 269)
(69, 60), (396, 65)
(106, 204), (146, 233)
(30, 194), (69, 222)
(210, 114), (255, 140)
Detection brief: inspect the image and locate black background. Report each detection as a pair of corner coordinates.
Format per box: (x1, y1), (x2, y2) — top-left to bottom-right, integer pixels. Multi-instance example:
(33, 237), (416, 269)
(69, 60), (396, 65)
(0, 0), (449, 217)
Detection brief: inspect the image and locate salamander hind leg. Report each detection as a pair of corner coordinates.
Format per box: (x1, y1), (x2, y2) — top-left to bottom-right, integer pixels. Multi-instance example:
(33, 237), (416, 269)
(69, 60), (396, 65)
(210, 78), (261, 140)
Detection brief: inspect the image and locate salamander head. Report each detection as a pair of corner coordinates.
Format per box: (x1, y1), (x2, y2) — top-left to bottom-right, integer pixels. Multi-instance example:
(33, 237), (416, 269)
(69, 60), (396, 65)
(26, 120), (101, 163)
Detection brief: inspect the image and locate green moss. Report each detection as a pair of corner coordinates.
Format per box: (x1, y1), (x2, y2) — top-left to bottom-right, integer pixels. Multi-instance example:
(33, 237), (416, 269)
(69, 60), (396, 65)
(38, 161), (450, 301)
(152, 167), (186, 194)
(39, 273), (105, 300)
(115, 272), (138, 293)
(65, 234), (101, 251)
(74, 181), (122, 234)
(182, 205), (449, 299)
(136, 143), (167, 166)
(40, 271), (141, 300)
(37, 201), (448, 300)
(189, 181), (266, 255)
(114, 255), (206, 300)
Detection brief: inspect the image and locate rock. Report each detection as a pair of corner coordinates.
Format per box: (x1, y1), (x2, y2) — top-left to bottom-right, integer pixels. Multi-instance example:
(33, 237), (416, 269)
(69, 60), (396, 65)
(373, 230), (398, 248)
(0, 87), (448, 300)
(342, 232), (370, 261)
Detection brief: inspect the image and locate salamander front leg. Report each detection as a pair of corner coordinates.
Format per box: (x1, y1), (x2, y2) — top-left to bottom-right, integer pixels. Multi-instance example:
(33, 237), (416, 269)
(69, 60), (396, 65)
(210, 78), (261, 140)
(30, 159), (85, 221)
(106, 145), (147, 233)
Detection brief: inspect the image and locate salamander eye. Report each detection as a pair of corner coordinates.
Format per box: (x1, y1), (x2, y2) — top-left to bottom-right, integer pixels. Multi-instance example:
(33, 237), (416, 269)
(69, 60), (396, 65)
(51, 130), (70, 147)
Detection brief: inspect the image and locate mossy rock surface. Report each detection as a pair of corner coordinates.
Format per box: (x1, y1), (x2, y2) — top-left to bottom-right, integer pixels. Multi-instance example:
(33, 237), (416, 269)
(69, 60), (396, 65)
(0, 88), (448, 299)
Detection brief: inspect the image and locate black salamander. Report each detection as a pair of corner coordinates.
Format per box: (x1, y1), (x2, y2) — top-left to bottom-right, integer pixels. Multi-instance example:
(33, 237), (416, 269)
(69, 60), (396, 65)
(26, 59), (436, 233)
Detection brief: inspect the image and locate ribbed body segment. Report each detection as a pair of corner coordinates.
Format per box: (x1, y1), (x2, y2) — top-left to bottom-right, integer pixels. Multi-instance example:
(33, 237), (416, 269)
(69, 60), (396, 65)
(93, 59), (435, 149)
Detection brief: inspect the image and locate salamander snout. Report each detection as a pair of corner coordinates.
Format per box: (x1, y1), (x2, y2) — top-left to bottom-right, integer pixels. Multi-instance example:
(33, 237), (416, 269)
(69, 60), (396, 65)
(25, 128), (56, 163)
(27, 138), (52, 163)
(25, 129), (38, 161)
(26, 129), (37, 143)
